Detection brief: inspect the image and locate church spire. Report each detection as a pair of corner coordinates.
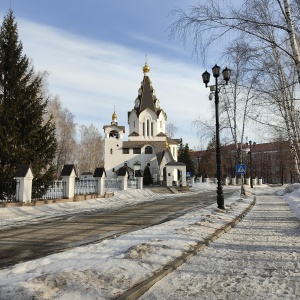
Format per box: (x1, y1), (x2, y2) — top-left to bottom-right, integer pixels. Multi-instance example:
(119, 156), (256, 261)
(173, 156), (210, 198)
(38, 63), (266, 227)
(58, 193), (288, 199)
(142, 54), (150, 76)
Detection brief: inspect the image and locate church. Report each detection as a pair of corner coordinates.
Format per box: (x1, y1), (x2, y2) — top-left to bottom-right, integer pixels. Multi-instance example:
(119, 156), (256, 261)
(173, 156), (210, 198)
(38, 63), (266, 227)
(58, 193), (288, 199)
(103, 62), (186, 186)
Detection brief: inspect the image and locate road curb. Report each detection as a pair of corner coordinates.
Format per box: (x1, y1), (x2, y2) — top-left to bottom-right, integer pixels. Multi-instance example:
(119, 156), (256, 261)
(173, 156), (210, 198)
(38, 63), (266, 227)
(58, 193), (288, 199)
(115, 194), (257, 300)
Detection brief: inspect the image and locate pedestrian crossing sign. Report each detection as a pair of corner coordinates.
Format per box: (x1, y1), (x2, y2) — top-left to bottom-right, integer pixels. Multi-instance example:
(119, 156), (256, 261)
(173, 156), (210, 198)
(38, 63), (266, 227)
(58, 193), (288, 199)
(236, 164), (246, 174)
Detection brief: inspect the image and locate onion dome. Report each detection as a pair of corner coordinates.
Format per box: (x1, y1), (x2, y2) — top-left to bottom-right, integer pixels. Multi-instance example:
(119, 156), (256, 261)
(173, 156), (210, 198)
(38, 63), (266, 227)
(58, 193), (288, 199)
(143, 63), (150, 75)
(111, 107), (117, 124)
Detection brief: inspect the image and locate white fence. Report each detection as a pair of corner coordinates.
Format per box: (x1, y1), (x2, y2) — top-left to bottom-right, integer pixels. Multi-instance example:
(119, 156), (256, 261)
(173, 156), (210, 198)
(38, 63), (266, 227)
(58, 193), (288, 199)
(74, 179), (97, 195)
(127, 179), (138, 189)
(105, 178), (122, 192)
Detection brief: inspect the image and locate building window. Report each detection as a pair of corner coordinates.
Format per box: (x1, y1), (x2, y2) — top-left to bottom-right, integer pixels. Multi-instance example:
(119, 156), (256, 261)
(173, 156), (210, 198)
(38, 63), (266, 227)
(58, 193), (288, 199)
(110, 148), (113, 155)
(109, 130), (119, 139)
(147, 120), (149, 136)
(123, 148), (129, 154)
(151, 122), (154, 136)
(145, 146), (153, 154)
(133, 148), (141, 154)
(143, 122), (145, 136)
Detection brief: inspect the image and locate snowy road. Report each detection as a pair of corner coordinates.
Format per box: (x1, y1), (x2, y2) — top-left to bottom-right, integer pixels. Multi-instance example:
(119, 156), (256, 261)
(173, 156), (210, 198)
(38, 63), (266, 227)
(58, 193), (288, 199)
(141, 187), (300, 299)
(0, 189), (231, 268)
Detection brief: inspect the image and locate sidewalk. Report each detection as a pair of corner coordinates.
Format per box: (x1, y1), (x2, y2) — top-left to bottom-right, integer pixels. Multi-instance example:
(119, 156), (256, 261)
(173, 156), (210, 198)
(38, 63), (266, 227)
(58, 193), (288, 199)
(140, 187), (300, 299)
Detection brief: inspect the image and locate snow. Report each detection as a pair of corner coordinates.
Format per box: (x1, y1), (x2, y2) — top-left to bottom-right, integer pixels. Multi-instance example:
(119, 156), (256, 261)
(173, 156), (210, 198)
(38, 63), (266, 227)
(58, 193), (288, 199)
(0, 183), (299, 299)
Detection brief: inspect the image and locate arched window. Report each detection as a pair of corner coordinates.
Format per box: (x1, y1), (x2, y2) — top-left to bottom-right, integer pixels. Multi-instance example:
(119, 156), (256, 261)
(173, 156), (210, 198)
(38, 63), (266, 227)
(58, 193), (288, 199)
(109, 130), (119, 139)
(145, 146), (153, 154)
(147, 120), (149, 136)
(110, 148), (113, 154)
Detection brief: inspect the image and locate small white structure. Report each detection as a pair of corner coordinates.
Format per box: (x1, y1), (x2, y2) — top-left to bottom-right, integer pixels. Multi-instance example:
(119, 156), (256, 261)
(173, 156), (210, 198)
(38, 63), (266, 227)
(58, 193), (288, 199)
(14, 164), (34, 203)
(61, 164), (77, 199)
(103, 63), (186, 186)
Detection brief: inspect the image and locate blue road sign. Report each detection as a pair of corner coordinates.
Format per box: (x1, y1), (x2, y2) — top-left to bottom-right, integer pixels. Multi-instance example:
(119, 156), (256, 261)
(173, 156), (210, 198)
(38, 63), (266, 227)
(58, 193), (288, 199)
(186, 172), (192, 178)
(236, 164), (246, 175)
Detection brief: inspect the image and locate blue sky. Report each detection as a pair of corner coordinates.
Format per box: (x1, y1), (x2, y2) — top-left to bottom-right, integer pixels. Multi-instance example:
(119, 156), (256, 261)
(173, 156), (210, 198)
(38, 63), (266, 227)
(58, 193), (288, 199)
(0, 0), (227, 149)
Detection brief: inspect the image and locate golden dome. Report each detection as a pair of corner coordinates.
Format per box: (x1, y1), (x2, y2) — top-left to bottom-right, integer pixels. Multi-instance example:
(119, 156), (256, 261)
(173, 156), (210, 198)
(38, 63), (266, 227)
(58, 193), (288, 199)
(112, 110), (117, 120)
(143, 63), (150, 73)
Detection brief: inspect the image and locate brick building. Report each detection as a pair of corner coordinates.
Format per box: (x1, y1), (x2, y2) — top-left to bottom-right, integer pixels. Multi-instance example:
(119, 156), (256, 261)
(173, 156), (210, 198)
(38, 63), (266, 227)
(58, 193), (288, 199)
(192, 141), (298, 184)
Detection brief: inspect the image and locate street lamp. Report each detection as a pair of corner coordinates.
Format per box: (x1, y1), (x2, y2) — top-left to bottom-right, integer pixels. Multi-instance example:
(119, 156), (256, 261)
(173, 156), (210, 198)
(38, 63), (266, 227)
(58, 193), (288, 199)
(202, 64), (231, 209)
(249, 140), (256, 188)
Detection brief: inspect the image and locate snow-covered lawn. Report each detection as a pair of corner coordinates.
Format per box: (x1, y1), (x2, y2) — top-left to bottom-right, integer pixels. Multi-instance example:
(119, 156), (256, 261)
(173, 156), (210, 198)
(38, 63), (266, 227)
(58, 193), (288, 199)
(0, 183), (299, 299)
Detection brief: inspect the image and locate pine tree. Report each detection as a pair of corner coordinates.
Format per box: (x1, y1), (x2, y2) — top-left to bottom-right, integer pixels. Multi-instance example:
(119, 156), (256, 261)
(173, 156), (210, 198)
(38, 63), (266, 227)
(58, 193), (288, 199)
(178, 141), (195, 176)
(0, 10), (57, 180)
(177, 139), (185, 162)
(183, 143), (195, 176)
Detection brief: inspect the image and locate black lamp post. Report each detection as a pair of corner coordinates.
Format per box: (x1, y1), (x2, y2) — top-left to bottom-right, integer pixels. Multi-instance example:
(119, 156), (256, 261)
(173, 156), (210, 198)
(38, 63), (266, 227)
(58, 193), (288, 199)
(202, 64), (231, 209)
(249, 140), (256, 188)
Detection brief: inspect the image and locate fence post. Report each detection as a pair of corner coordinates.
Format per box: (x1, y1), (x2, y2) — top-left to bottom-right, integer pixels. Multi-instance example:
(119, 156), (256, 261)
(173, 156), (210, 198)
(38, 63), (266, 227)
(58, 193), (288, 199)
(117, 166), (129, 190)
(118, 176), (127, 190)
(61, 164), (76, 199)
(135, 170), (143, 189)
(93, 167), (106, 196)
(14, 164), (34, 203)
(231, 177), (236, 185)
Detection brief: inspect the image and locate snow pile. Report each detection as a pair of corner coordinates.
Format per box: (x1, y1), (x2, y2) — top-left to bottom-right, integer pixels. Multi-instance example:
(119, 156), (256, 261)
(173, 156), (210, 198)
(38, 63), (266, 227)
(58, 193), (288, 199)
(280, 183), (300, 220)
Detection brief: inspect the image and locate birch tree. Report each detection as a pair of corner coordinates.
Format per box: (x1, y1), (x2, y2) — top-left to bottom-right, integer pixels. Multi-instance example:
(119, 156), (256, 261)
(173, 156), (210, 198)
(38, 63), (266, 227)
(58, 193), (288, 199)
(170, 0), (300, 82)
(76, 124), (104, 176)
(45, 96), (77, 178)
(171, 0), (300, 180)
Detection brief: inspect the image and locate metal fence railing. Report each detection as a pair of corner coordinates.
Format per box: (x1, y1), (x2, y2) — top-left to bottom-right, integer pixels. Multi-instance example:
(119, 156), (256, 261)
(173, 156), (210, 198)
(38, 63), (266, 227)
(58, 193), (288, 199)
(0, 179), (19, 202)
(128, 179), (138, 189)
(32, 180), (65, 200)
(74, 179), (97, 195)
(105, 178), (122, 192)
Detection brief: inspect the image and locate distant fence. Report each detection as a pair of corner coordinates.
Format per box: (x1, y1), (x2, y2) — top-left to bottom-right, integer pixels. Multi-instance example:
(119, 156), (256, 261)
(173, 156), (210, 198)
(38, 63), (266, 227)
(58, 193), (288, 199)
(128, 179), (138, 189)
(0, 164), (143, 204)
(105, 178), (122, 192)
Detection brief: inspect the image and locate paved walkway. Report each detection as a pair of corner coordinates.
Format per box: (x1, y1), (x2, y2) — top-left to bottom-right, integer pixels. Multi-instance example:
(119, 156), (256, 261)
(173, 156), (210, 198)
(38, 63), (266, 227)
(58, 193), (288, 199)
(140, 188), (300, 299)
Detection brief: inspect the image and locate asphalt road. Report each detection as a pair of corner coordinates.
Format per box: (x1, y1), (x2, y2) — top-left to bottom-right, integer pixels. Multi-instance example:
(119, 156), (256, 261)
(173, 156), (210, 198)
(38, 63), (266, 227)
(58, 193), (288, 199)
(0, 189), (236, 269)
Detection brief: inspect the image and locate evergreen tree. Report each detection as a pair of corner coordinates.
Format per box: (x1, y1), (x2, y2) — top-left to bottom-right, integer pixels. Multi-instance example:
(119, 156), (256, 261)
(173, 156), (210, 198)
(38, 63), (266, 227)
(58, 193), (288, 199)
(183, 143), (195, 176)
(143, 164), (153, 185)
(178, 141), (195, 176)
(0, 10), (57, 180)
(177, 139), (185, 162)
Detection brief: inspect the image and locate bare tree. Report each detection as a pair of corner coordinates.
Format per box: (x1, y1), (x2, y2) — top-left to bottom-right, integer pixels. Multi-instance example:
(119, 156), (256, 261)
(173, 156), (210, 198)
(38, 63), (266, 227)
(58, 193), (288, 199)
(171, 0), (300, 180)
(166, 122), (178, 138)
(76, 124), (104, 175)
(170, 0), (300, 83)
(45, 96), (77, 178)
